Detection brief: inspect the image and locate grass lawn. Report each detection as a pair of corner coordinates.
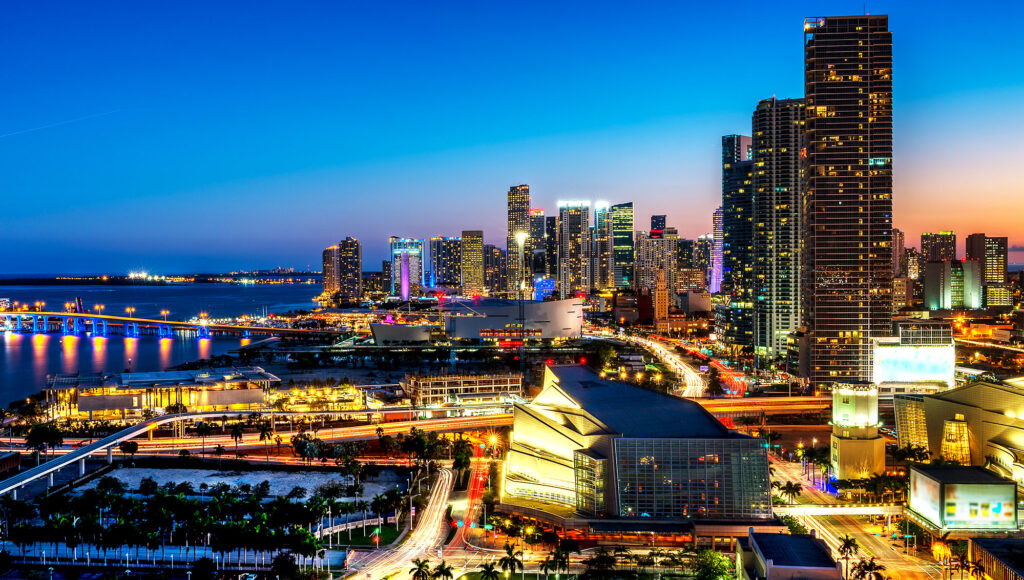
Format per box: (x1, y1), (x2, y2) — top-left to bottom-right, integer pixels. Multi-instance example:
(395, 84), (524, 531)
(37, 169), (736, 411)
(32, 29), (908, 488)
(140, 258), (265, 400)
(333, 524), (402, 546)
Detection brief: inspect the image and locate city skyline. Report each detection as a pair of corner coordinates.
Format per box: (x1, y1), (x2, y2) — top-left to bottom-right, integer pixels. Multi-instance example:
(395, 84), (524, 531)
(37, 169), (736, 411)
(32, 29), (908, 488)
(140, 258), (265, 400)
(3, 1), (1024, 273)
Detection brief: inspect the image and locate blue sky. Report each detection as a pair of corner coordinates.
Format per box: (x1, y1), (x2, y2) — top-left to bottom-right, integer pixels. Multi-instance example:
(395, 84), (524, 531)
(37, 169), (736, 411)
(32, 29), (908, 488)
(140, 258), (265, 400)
(2, 0), (1023, 273)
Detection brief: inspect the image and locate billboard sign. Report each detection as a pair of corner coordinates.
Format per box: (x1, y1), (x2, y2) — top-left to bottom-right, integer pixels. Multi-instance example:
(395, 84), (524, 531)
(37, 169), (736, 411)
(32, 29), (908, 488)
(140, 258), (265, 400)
(943, 483), (1017, 530)
(909, 469), (942, 527)
(873, 344), (955, 387)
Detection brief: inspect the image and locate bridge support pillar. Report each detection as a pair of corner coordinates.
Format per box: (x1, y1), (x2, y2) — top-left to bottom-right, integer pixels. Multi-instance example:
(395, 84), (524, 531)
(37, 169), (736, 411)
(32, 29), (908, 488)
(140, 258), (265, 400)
(47, 472), (54, 488)
(133, 322), (139, 336)
(43, 316), (49, 332)
(11, 488), (16, 501)
(32, 316), (39, 333)
(102, 320), (108, 335)
(106, 448), (113, 464)
(79, 458), (86, 477)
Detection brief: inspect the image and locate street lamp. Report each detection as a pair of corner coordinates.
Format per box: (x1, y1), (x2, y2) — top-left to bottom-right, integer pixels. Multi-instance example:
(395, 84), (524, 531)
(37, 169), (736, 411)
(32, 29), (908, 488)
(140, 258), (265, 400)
(160, 309), (170, 321)
(94, 304), (105, 315)
(125, 306), (136, 318)
(515, 231), (529, 374)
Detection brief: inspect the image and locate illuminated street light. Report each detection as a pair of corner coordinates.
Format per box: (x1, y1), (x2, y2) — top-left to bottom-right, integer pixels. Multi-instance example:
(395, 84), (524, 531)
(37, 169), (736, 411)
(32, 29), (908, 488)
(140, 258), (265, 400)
(125, 307), (136, 318)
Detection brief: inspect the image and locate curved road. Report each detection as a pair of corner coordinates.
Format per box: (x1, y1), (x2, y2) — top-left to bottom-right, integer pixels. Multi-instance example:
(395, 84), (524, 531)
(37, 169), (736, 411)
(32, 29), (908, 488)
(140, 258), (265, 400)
(617, 334), (706, 397)
(346, 468), (454, 580)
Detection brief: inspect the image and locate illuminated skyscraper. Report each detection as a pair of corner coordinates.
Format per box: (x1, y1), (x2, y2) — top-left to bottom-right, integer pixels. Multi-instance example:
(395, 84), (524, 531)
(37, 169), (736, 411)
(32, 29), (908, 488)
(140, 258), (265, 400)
(635, 231), (678, 293)
(802, 14), (893, 390)
(529, 208), (546, 275)
(592, 202), (614, 290)
(610, 202), (635, 288)
(922, 231), (957, 262)
(429, 236), (462, 288)
(460, 230), (485, 297)
(322, 245), (339, 294)
(322, 238), (362, 300)
(965, 233), (1010, 307)
(558, 201), (591, 298)
(709, 207), (723, 293)
(389, 237), (424, 299)
(720, 135), (755, 352)
(507, 184), (531, 289)
(337, 237), (363, 300)
(752, 98), (803, 362)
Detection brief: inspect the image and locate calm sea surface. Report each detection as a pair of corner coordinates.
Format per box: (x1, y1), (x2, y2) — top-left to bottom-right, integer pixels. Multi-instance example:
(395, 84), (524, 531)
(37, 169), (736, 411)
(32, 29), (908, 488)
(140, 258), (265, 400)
(0, 283), (318, 403)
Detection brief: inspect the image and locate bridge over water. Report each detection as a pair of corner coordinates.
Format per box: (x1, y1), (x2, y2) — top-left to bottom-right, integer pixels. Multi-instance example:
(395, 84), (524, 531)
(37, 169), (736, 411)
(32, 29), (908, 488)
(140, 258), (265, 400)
(1, 311), (342, 338)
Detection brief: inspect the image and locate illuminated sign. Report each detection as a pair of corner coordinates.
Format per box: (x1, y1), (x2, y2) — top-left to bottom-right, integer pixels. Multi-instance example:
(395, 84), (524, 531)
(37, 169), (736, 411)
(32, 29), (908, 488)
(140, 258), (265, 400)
(944, 484), (1017, 530)
(910, 469), (942, 527)
(480, 328), (542, 338)
(873, 344), (955, 387)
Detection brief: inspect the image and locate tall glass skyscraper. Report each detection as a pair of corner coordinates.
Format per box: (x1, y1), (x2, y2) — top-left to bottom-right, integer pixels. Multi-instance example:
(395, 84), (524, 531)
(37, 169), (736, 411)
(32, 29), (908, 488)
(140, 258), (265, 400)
(592, 202), (614, 290)
(429, 236), (462, 288)
(610, 202), (635, 289)
(506, 184), (531, 292)
(709, 208), (724, 293)
(802, 15), (893, 390)
(752, 98), (804, 363)
(558, 201), (591, 298)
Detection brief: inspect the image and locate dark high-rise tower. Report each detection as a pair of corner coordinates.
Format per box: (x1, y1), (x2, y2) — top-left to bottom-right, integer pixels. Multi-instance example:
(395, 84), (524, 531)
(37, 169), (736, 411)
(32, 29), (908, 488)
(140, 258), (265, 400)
(529, 209), (546, 276)
(802, 15), (893, 390)
(921, 231), (957, 262)
(507, 184), (531, 291)
(337, 237), (363, 300)
(544, 215), (559, 279)
(650, 215), (666, 232)
(719, 135), (755, 352)
(752, 98), (804, 363)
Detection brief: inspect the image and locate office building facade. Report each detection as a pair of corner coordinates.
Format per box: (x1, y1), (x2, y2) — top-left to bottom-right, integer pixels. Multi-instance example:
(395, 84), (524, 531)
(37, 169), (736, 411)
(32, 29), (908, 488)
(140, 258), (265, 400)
(557, 201), (591, 298)
(922, 231), (957, 262)
(802, 15), (894, 390)
(507, 184), (531, 289)
(460, 230), (485, 297)
(592, 202), (615, 290)
(924, 260), (983, 310)
(429, 236), (462, 289)
(966, 233), (1011, 308)
(610, 202), (635, 288)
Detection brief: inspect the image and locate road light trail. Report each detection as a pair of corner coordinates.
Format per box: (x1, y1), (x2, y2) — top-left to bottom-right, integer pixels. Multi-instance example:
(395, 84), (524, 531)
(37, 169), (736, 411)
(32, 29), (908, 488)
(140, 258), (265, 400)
(347, 468), (454, 580)
(618, 334), (706, 397)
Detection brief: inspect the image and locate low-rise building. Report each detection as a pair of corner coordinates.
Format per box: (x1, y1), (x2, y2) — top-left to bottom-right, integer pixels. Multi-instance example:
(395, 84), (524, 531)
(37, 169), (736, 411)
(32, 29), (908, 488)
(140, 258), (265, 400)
(736, 529), (842, 580)
(46, 367), (279, 420)
(872, 320), (955, 398)
(970, 538), (1024, 580)
(400, 373), (522, 406)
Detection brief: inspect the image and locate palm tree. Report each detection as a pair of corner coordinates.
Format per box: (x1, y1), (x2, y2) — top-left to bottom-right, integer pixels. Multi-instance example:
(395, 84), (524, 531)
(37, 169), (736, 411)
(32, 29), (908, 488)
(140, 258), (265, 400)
(499, 542), (525, 577)
(432, 560), (454, 580)
(258, 422), (274, 463)
(479, 562), (501, 580)
(230, 423), (245, 454)
(779, 481), (803, 504)
(409, 558), (431, 580)
(851, 557), (886, 580)
(195, 422), (212, 456)
(838, 535), (859, 579)
(540, 556), (556, 580)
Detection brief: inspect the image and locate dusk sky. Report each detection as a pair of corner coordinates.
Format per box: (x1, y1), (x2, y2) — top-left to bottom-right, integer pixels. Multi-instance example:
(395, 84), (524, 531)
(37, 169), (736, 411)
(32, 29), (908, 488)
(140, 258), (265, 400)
(2, 0), (1023, 273)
